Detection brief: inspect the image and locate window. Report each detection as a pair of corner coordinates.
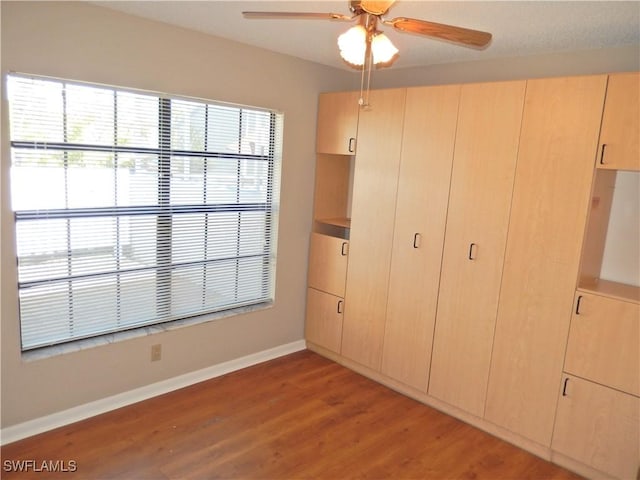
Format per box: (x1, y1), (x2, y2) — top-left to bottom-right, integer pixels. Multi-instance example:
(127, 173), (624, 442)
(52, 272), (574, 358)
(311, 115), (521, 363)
(7, 74), (283, 351)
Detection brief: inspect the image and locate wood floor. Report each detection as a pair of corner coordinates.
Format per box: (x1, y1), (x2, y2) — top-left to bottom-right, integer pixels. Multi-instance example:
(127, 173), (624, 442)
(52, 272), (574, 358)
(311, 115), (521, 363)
(1, 350), (581, 479)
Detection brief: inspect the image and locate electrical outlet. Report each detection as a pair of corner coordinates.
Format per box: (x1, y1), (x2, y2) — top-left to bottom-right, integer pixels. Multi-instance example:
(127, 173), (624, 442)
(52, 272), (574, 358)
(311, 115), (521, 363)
(151, 344), (162, 362)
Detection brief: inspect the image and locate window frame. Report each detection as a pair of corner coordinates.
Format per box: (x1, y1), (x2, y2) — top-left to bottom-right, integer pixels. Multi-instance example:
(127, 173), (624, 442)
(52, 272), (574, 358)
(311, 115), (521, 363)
(7, 73), (283, 352)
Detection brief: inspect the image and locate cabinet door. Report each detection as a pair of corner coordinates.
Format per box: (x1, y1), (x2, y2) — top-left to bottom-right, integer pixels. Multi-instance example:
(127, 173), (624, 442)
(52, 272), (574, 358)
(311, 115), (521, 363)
(565, 292), (639, 396)
(305, 288), (344, 353)
(485, 75), (608, 446)
(598, 72), (640, 171)
(552, 375), (639, 480)
(380, 85), (460, 391)
(307, 233), (349, 297)
(316, 92), (359, 155)
(428, 80), (526, 416)
(341, 88), (406, 370)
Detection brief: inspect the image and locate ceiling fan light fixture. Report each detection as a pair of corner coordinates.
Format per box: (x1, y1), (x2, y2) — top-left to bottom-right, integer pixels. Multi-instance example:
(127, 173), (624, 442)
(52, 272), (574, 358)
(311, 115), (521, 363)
(371, 32), (398, 65)
(244, 1), (493, 70)
(338, 24), (367, 65)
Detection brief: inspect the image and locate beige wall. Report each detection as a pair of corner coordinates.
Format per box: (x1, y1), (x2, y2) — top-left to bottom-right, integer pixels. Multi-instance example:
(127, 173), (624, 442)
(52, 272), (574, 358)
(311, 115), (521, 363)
(2, 0), (639, 430)
(0, 1), (354, 428)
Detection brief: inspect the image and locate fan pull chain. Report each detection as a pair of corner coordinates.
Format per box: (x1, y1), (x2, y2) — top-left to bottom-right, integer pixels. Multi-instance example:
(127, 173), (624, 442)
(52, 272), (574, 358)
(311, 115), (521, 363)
(358, 30), (374, 109)
(358, 58), (366, 107)
(365, 46), (373, 105)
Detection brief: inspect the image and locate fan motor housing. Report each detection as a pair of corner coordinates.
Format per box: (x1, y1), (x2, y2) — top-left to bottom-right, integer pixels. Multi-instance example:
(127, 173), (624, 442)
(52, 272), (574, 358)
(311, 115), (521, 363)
(352, 0), (395, 16)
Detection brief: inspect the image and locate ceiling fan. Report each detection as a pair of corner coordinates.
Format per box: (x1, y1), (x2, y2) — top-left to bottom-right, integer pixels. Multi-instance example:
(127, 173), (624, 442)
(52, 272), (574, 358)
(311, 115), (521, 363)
(243, 0), (492, 68)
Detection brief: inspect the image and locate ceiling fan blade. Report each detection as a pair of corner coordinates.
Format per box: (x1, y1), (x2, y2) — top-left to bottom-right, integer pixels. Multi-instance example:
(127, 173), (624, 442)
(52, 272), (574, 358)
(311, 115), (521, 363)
(359, 0), (396, 15)
(242, 11), (354, 21)
(385, 17), (492, 47)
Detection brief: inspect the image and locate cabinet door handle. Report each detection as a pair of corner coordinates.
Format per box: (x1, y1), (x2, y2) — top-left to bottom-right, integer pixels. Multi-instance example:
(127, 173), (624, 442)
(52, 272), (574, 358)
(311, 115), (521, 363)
(575, 295), (583, 315)
(337, 300), (344, 314)
(348, 137), (356, 153)
(341, 242), (348, 256)
(468, 243), (477, 260)
(562, 377), (569, 396)
(413, 233), (421, 249)
(599, 143), (607, 165)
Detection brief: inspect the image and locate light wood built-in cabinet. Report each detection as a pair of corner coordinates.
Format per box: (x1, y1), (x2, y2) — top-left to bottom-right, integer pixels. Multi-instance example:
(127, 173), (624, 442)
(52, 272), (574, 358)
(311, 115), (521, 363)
(551, 73), (640, 478)
(305, 94), (357, 353)
(485, 75), (608, 447)
(597, 72), (640, 171)
(564, 291), (639, 397)
(316, 91), (359, 155)
(552, 73), (640, 478)
(380, 85), (460, 391)
(552, 375), (639, 480)
(306, 72), (640, 480)
(307, 233), (349, 297)
(428, 80), (525, 416)
(305, 288), (344, 354)
(341, 88), (407, 371)
(552, 290), (640, 479)
(305, 234), (349, 354)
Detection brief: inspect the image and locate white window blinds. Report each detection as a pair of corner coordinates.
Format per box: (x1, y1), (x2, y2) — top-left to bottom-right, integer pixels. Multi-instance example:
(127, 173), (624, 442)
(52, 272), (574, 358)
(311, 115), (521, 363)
(8, 74), (283, 351)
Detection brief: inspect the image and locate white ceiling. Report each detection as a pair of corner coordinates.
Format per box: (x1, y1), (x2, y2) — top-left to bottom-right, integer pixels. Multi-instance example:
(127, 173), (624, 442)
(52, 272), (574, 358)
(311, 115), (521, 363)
(96, 1), (640, 70)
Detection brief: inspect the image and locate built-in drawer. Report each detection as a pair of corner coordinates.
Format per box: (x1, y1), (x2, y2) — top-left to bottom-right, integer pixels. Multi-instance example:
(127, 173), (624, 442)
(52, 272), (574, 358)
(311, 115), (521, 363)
(564, 291), (639, 396)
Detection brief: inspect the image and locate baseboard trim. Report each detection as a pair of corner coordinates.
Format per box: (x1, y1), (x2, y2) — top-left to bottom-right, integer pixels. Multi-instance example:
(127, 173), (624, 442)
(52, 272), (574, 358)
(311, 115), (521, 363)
(1, 340), (306, 445)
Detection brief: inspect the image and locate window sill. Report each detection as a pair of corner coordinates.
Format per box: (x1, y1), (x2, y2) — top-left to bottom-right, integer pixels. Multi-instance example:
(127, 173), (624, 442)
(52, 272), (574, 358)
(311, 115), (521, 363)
(21, 301), (274, 362)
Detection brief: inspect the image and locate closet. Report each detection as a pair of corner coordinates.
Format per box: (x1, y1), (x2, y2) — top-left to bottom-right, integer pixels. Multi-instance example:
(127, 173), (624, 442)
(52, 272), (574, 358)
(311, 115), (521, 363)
(306, 72), (639, 480)
(380, 84), (460, 391)
(340, 88), (406, 371)
(305, 92), (359, 353)
(428, 80), (525, 416)
(550, 72), (639, 479)
(484, 75), (608, 446)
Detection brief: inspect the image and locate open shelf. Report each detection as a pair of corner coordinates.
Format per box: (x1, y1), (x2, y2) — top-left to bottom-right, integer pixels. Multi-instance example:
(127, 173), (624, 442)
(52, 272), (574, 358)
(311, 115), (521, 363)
(311, 153), (353, 240)
(577, 277), (640, 304)
(578, 169), (639, 305)
(316, 217), (351, 229)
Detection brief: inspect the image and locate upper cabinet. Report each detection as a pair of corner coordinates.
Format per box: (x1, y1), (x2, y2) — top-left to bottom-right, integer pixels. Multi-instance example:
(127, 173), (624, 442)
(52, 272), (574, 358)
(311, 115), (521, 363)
(485, 75), (608, 447)
(428, 80), (526, 417)
(316, 91), (360, 155)
(597, 72), (640, 171)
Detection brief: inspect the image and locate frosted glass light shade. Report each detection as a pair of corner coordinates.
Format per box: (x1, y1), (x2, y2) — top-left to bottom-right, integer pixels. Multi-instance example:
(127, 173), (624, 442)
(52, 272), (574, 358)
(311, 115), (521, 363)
(371, 33), (398, 64)
(338, 25), (367, 66)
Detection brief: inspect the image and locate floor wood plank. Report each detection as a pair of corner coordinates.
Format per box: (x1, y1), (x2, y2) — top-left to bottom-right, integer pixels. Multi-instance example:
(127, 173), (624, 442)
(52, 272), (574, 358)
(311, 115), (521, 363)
(1, 350), (581, 479)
